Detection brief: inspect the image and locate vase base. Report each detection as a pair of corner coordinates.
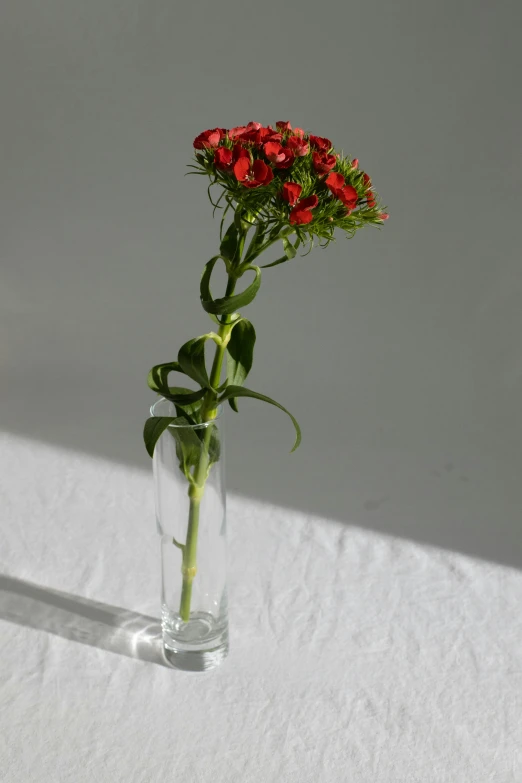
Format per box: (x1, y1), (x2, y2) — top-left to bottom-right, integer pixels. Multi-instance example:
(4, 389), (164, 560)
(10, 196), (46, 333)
(161, 607), (229, 671)
(163, 641), (228, 672)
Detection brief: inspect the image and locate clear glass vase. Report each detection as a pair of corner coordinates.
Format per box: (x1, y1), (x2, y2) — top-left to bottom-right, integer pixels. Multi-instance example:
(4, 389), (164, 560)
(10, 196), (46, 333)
(151, 397), (228, 671)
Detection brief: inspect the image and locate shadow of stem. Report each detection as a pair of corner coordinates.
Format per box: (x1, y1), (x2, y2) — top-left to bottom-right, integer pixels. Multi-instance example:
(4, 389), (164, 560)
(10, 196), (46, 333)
(0, 574), (171, 668)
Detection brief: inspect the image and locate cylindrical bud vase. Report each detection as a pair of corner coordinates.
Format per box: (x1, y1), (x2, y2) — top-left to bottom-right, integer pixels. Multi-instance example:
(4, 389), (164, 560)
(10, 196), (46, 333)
(151, 397), (228, 671)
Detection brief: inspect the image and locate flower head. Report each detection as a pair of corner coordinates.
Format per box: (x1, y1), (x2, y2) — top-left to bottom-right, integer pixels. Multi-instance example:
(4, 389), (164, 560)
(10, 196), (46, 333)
(309, 135), (332, 152)
(193, 128), (226, 149)
(281, 182), (302, 206)
(312, 151), (337, 174)
(326, 172), (358, 211)
(191, 120), (386, 241)
(214, 144), (249, 171)
(234, 157), (274, 188)
(228, 125), (248, 140)
(286, 135), (309, 157)
(281, 182), (318, 224)
(249, 127), (282, 146)
(290, 194), (318, 225)
(264, 141), (295, 169)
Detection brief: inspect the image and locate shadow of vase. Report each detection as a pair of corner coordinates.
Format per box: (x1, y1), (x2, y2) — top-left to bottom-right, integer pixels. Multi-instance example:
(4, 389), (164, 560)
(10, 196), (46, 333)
(0, 574), (171, 668)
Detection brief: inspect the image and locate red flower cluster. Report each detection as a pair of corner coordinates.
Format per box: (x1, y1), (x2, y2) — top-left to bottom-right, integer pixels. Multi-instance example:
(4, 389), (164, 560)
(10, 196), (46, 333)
(192, 121), (385, 226)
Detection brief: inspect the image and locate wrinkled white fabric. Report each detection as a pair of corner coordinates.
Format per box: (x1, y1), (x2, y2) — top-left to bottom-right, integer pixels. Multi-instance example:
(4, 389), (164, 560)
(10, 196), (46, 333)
(1, 433), (521, 782)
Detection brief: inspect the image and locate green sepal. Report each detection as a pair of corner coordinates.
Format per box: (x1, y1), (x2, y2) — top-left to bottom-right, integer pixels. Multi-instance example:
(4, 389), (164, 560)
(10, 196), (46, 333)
(218, 385), (301, 452)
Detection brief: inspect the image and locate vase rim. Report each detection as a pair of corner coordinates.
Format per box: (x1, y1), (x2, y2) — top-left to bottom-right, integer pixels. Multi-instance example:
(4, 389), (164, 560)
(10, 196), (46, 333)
(150, 396), (223, 428)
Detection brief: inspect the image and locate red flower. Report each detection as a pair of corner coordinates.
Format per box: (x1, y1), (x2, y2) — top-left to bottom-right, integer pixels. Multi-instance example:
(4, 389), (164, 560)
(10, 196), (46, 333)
(228, 125), (247, 140)
(282, 182), (302, 206)
(362, 173), (372, 188)
(326, 172), (344, 193)
(234, 157), (274, 188)
(243, 126), (282, 146)
(264, 141), (295, 169)
(286, 135), (309, 157)
(214, 144), (249, 171)
(338, 185), (358, 210)
(312, 151), (337, 174)
(214, 147), (233, 170)
(290, 194), (319, 225)
(292, 127), (305, 138)
(229, 121), (262, 140)
(193, 128), (226, 149)
(325, 172), (358, 211)
(309, 135), (332, 152)
(276, 121), (292, 132)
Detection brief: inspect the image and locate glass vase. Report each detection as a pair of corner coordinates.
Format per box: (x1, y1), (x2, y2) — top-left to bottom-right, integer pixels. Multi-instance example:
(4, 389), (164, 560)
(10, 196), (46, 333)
(151, 397), (228, 671)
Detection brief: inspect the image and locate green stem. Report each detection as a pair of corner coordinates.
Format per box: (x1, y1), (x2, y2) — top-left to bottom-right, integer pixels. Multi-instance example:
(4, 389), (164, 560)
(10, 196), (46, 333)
(178, 274), (237, 622)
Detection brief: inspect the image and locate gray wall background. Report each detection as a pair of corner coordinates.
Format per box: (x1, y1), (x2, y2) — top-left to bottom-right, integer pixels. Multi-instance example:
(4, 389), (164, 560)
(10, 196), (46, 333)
(1, 0), (521, 566)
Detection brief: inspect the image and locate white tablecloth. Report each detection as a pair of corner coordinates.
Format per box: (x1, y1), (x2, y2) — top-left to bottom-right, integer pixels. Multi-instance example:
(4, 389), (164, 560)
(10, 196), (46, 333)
(1, 433), (521, 782)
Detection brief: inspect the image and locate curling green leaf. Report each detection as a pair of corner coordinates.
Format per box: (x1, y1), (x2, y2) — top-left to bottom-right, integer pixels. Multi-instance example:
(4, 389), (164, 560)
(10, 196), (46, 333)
(201, 265), (261, 315)
(261, 236), (301, 269)
(147, 364), (207, 407)
(226, 319), (256, 412)
(218, 385), (301, 452)
(147, 362), (185, 396)
(143, 416), (178, 458)
(178, 336), (212, 389)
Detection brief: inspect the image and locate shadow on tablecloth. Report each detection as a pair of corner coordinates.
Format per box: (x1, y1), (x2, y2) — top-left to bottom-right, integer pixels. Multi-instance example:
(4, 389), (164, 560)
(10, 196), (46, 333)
(0, 574), (170, 668)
